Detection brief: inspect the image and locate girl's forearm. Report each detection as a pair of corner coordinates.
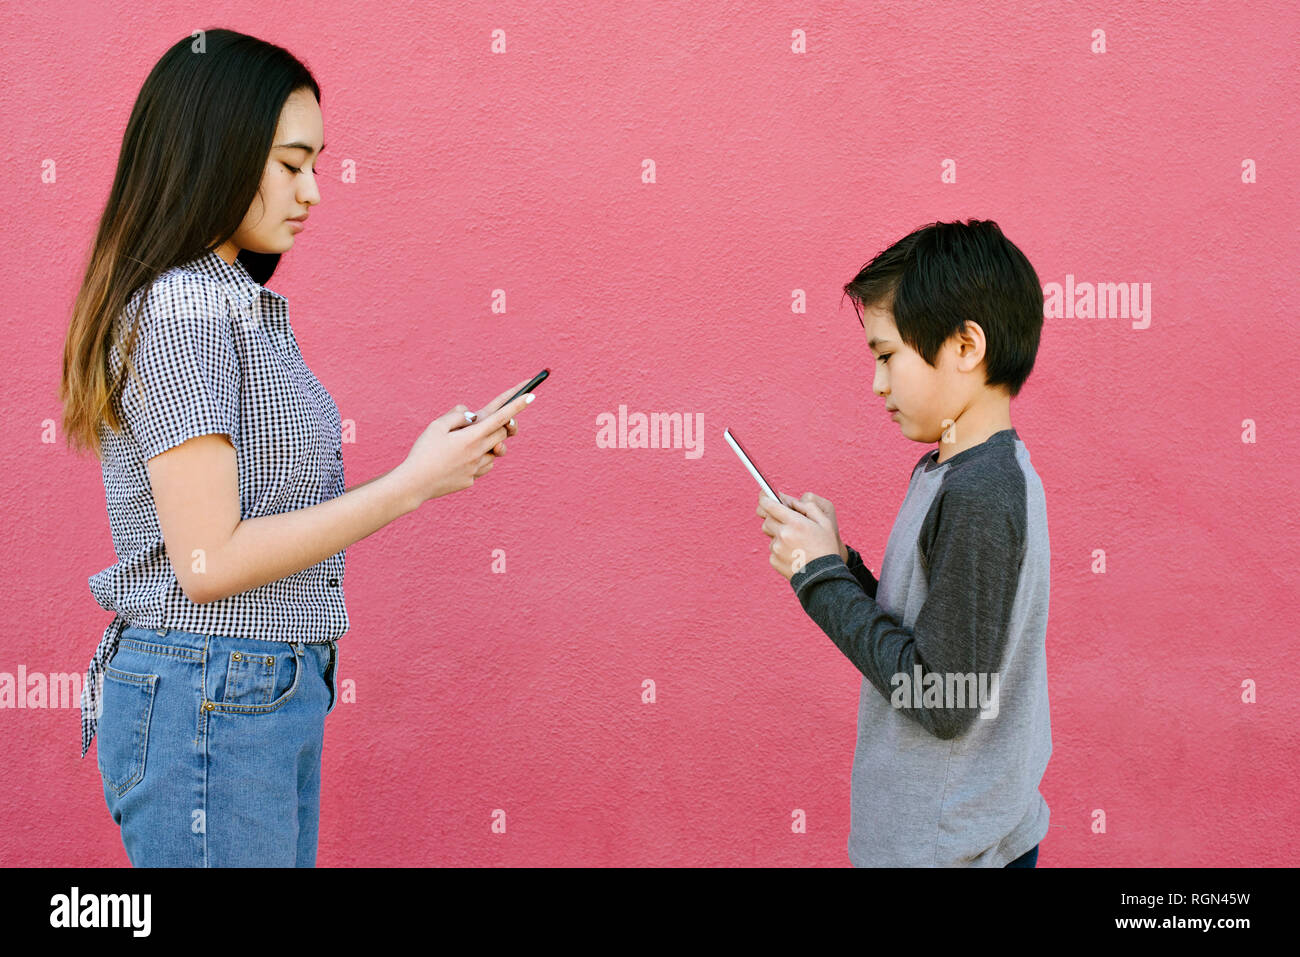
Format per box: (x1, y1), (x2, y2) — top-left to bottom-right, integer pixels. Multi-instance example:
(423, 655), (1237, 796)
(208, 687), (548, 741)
(191, 466), (419, 604)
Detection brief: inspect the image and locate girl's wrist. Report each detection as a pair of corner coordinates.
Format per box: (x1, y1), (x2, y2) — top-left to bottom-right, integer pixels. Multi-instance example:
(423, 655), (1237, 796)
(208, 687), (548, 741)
(388, 462), (425, 515)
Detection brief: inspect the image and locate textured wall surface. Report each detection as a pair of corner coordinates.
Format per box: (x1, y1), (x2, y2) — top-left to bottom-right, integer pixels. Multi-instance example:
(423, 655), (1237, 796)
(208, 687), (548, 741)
(3, 1), (1298, 867)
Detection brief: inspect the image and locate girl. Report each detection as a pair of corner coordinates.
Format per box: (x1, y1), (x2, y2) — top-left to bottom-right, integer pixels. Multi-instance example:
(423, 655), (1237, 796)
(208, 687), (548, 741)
(58, 29), (535, 866)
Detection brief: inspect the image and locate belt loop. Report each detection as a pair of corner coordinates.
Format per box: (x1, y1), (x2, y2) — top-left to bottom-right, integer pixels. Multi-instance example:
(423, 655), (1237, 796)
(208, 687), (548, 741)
(294, 641), (305, 656)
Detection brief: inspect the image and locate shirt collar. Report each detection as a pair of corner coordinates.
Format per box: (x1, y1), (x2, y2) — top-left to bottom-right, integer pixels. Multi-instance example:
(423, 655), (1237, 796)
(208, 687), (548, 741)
(178, 247), (287, 302)
(176, 248), (287, 315)
(922, 427), (1020, 473)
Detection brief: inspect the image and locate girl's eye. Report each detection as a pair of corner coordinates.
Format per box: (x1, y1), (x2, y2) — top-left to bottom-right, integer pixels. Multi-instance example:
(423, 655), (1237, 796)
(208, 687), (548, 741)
(282, 163), (302, 174)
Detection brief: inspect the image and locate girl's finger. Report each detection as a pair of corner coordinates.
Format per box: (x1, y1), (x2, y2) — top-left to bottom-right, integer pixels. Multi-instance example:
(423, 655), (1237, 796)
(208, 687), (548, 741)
(480, 378), (534, 418)
(466, 393), (533, 455)
(442, 404), (477, 431)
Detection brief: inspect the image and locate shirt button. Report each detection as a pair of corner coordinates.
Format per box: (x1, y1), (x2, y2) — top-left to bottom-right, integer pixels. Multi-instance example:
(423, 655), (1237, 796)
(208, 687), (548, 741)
(335, 449), (342, 459)
(328, 577), (339, 587)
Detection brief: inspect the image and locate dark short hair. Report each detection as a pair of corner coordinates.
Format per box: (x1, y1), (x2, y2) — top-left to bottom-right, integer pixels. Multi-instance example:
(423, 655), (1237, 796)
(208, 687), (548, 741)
(842, 219), (1043, 397)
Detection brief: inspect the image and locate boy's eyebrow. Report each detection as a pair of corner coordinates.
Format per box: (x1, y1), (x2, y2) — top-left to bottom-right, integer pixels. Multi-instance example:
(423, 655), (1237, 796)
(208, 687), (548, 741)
(868, 337), (895, 352)
(274, 141), (326, 155)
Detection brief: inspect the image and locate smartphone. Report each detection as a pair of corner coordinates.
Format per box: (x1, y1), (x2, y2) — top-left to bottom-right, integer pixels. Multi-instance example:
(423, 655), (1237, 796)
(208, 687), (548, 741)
(724, 427), (782, 503)
(504, 368), (550, 406)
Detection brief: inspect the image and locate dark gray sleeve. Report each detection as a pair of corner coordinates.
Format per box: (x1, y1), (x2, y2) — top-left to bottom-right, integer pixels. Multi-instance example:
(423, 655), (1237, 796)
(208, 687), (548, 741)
(788, 478), (1026, 740)
(843, 544), (879, 599)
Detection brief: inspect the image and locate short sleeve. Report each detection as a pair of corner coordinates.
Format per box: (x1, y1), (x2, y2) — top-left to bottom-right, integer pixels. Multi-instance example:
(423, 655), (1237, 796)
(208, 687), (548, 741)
(118, 277), (241, 461)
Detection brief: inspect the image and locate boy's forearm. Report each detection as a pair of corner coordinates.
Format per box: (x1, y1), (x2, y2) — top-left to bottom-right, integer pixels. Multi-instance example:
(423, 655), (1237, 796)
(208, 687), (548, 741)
(843, 544), (879, 599)
(192, 466), (419, 603)
(790, 558), (971, 740)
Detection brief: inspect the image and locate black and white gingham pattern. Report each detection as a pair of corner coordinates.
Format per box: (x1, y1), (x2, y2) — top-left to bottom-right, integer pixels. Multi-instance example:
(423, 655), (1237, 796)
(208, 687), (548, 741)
(81, 249), (347, 758)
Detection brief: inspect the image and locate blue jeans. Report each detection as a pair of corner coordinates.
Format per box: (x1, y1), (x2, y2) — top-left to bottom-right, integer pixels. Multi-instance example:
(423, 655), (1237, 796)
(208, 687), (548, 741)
(96, 625), (338, 866)
(1004, 843), (1039, 868)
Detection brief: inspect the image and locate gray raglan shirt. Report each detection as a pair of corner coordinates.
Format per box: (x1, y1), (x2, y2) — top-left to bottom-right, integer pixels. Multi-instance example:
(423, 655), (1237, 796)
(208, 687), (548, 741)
(789, 428), (1051, 867)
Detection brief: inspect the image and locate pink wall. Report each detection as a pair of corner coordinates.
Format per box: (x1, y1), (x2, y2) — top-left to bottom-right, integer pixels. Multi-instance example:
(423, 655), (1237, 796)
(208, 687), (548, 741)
(4, 1), (1298, 866)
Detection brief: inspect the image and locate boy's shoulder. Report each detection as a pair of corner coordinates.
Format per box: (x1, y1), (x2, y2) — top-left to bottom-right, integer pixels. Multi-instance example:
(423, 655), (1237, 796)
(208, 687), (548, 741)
(911, 428), (1027, 493)
(914, 430), (1033, 561)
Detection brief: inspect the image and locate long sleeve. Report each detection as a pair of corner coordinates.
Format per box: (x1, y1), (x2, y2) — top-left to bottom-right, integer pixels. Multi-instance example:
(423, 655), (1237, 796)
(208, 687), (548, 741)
(843, 544), (879, 599)
(788, 481), (1026, 740)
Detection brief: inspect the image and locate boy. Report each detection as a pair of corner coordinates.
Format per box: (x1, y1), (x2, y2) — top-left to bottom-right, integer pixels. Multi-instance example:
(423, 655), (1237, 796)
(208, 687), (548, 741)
(757, 219), (1051, 867)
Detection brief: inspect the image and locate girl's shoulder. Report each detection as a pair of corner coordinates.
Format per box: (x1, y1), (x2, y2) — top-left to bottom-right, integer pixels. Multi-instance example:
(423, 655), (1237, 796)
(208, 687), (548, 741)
(121, 265), (241, 331)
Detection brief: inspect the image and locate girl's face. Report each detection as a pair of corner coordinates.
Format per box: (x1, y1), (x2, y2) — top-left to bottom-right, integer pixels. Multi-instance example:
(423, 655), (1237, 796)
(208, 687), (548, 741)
(215, 88), (324, 264)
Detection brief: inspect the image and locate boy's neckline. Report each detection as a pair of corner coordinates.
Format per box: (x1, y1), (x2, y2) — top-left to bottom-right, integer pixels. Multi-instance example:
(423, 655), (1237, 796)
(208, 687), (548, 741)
(923, 427), (1019, 473)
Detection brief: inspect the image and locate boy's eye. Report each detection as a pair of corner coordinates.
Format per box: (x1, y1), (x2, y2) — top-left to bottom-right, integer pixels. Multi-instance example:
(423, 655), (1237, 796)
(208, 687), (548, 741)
(877, 354), (891, 364)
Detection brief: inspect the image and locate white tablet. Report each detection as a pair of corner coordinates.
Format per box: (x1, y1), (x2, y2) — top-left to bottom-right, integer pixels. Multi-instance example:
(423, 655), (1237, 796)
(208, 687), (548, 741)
(724, 427), (781, 502)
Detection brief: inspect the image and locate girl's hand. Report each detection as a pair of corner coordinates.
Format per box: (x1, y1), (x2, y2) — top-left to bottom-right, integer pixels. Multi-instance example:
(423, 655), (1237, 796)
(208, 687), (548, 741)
(468, 378), (527, 457)
(399, 385), (535, 507)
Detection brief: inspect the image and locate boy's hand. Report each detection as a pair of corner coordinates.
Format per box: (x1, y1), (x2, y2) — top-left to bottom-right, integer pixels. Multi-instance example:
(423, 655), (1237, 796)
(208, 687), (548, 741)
(785, 491), (849, 563)
(757, 490), (843, 581)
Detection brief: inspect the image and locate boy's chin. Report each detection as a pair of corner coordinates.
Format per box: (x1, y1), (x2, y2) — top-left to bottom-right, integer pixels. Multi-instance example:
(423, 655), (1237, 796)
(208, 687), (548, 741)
(902, 421), (942, 443)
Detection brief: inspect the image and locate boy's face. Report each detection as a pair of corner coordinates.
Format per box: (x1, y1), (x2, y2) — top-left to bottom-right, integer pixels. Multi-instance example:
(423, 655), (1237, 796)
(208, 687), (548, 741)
(862, 304), (966, 444)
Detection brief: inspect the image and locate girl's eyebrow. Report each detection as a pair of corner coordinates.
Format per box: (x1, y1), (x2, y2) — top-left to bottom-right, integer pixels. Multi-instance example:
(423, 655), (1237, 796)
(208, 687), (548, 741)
(274, 141), (326, 155)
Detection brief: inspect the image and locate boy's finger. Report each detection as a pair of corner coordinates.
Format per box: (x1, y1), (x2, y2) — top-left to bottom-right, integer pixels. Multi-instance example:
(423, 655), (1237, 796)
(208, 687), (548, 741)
(760, 494), (797, 522)
(794, 499), (829, 525)
(808, 492), (834, 512)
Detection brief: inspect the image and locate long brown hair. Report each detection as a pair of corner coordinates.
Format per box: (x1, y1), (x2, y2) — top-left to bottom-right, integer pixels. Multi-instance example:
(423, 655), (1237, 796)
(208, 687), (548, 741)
(60, 28), (320, 457)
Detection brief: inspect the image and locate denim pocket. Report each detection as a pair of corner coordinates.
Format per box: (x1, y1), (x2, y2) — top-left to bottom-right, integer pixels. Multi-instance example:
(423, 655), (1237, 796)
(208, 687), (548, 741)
(97, 666), (158, 796)
(210, 643), (300, 715)
(222, 649), (277, 705)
